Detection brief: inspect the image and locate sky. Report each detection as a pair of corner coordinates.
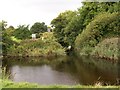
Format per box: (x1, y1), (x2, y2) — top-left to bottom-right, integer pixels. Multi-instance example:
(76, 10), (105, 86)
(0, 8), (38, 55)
(0, 0), (82, 27)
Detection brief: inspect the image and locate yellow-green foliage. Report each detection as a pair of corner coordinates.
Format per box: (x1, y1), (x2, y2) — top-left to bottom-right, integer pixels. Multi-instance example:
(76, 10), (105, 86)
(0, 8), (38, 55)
(75, 12), (119, 56)
(92, 38), (119, 60)
(10, 36), (21, 43)
(8, 32), (65, 56)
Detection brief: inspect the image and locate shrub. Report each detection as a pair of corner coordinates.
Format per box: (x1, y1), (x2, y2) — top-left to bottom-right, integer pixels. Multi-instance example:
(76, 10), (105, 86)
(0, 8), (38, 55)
(75, 12), (120, 54)
(92, 38), (119, 60)
(7, 32), (65, 56)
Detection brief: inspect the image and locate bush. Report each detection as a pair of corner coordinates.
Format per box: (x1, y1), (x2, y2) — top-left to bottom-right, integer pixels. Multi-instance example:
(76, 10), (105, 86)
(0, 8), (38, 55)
(75, 12), (120, 54)
(92, 38), (119, 60)
(8, 32), (65, 56)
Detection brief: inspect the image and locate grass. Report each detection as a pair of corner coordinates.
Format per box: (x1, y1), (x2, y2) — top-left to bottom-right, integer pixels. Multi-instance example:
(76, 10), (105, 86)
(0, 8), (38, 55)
(1, 79), (120, 88)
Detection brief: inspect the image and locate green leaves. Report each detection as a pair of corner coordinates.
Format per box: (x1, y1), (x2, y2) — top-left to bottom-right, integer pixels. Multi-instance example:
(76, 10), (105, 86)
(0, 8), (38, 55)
(30, 22), (47, 34)
(75, 12), (119, 55)
(14, 25), (31, 40)
(51, 10), (76, 47)
(7, 32), (65, 56)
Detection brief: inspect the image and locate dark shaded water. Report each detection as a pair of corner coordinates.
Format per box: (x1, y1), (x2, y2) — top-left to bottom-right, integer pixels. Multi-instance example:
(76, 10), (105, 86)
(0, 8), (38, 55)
(2, 56), (120, 85)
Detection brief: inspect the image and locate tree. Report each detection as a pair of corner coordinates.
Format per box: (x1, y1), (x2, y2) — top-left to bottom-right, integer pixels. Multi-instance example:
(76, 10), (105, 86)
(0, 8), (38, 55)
(63, 2), (120, 46)
(30, 22), (47, 34)
(0, 20), (7, 30)
(13, 25), (31, 40)
(8, 26), (15, 30)
(1, 21), (16, 55)
(51, 10), (76, 47)
(75, 12), (120, 52)
(5, 26), (15, 36)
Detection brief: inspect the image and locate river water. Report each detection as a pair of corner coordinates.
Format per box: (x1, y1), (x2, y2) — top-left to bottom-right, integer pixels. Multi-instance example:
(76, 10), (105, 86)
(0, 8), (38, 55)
(2, 56), (120, 85)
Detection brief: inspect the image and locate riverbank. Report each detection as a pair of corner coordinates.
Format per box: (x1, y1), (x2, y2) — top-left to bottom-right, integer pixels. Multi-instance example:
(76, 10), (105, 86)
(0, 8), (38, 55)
(1, 79), (120, 88)
(75, 37), (119, 62)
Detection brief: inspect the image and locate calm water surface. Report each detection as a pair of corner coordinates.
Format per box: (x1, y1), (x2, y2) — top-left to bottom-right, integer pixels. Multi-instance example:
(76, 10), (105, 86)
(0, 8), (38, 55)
(2, 56), (120, 85)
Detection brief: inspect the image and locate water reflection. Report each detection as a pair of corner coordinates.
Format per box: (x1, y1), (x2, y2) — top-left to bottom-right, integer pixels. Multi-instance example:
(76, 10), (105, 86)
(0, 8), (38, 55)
(2, 56), (120, 85)
(10, 65), (77, 85)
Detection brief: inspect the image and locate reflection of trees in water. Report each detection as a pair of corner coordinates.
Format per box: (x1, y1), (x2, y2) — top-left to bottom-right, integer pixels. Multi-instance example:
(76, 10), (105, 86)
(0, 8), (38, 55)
(51, 56), (119, 85)
(3, 57), (49, 66)
(50, 57), (97, 85)
(3, 56), (120, 85)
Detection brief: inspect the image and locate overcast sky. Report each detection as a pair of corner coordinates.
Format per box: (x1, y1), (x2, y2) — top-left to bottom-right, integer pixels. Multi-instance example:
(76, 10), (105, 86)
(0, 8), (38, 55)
(0, 0), (82, 27)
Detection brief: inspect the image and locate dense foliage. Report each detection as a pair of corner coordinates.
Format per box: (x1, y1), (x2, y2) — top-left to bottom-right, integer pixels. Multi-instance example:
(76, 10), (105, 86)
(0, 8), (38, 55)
(1, 21), (49, 55)
(0, 21), (17, 55)
(75, 12), (119, 49)
(7, 32), (65, 57)
(51, 2), (120, 47)
(92, 38), (119, 60)
(75, 12), (119, 57)
(51, 10), (76, 47)
(2, 30), (16, 55)
(30, 22), (48, 38)
(30, 22), (47, 37)
(50, 2), (119, 60)
(13, 25), (31, 40)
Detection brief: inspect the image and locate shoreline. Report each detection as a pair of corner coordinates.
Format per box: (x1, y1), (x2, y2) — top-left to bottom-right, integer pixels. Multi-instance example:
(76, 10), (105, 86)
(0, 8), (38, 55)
(2, 54), (119, 64)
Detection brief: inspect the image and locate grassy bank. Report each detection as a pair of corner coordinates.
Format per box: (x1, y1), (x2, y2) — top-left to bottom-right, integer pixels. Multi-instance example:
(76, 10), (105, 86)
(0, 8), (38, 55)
(1, 79), (120, 88)
(7, 32), (65, 57)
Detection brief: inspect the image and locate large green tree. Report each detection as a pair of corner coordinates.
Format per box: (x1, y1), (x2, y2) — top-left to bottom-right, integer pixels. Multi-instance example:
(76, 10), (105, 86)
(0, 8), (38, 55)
(13, 25), (31, 40)
(1, 21), (16, 55)
(30, 22), (47, 34)
(75, 12), (120, 55)
(64, 2), (120, 46)
(51, 10), (76, 47)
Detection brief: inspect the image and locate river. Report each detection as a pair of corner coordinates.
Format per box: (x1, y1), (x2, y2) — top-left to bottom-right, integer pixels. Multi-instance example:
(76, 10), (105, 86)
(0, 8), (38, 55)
(2, 56), (120, 85)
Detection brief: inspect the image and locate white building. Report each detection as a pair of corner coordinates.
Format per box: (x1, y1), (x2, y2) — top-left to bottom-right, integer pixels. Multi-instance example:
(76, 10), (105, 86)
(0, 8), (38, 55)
(32, 34), (36, 39)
